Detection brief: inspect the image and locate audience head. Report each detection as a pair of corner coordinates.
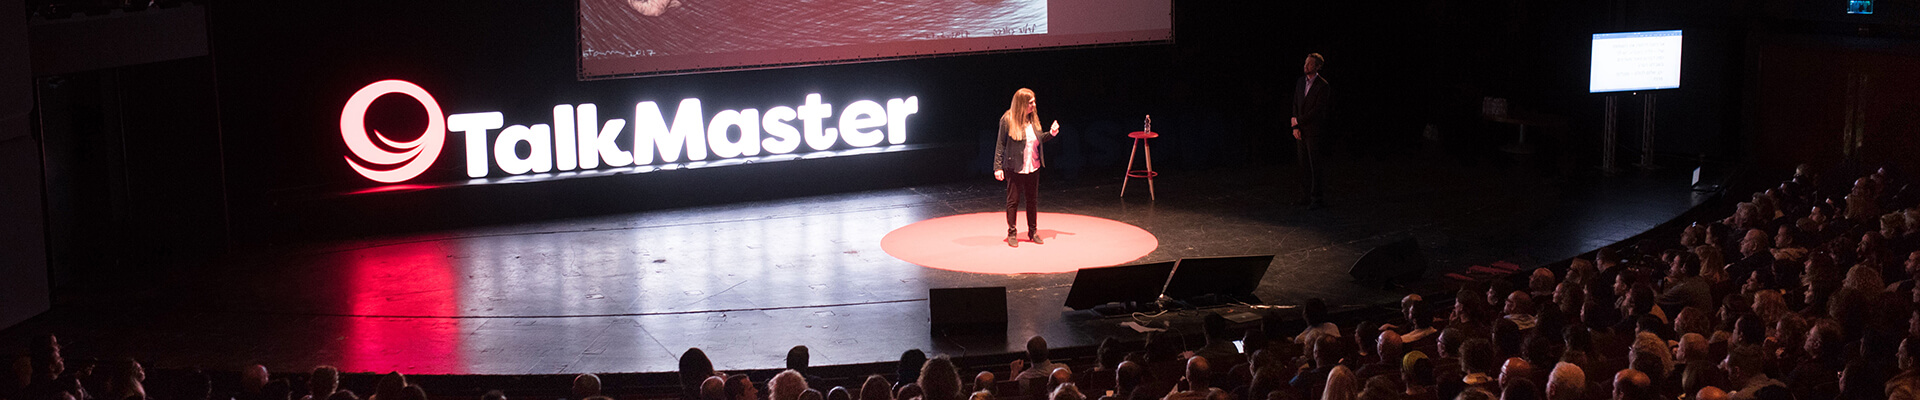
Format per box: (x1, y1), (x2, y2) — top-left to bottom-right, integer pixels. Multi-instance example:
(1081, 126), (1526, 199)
(858, 375), (889, 400)
(801, 389), (825, 400)
(1322, 365), (1356, 400)
(728, 375), (760, 400)
(772, 370), (811, 400)
(329, 391), (360, 400)
(788, 346), (812, 373)
(243, 365), (271, 394)
(1096, 338), (1123, 370)
(573, 373), (601, 399)
(399, 386), (428, 400)
(1719, 345), (1763, 383)
(682, 348), (719, 400)
(309, 366), (340, 400)
(1049, 384), (1083, 400)
(374, 372), (407, 400)
(1025, 336), (1051, 365)
(1357, 376), (1399, 400)
(1628, 332), (1672, 378)
(829, 387), (852, 400)
(1544, 363), (1584, 400)
(898, 350), (927, 384)
(1402, 352), (1435, 387)
(1116, 361), (1142, 391)
(1611, 369), (1651, 400)
(1376, 331), (1402, 364)
(919, 356), (962, 400)
(1460, 339), (1497, 375)
(700, 376), (728, 400)
(1500, 379), (1541, 400)
(1498, 358), (1533, 392)
(1455, 387), (1496, 400)
(1185, 356), (1210, 390)
(482, 390), (507, 400)
(1047, 368), (1072, 394)
(897, 384), (922, 400)
(1303, 298), (1330, 326)
(1677, 333), (1708, 362)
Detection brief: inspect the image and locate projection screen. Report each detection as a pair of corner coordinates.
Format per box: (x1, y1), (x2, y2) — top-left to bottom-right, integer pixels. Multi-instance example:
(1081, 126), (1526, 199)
(579, 0), (1174, 79)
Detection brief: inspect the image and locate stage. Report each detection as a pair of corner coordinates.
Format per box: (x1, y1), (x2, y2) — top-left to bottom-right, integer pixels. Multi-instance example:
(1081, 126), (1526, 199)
(0, 151), (1709, 375)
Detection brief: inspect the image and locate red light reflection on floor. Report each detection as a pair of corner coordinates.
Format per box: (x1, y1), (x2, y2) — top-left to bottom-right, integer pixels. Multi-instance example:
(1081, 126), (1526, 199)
(340, 242), (466, 374)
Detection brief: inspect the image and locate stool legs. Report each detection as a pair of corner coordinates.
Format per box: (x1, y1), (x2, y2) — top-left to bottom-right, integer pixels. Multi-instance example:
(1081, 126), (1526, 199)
(1122, 137), (1156, 200)
(1122, 138), (1139, 198)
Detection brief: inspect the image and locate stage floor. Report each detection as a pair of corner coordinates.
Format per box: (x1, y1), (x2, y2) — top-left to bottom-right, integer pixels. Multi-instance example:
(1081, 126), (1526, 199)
(1, 151), (1708, 375)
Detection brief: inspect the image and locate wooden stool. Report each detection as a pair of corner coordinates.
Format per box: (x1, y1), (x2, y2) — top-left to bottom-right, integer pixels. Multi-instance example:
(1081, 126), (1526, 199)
(1121, 130), (1158, 200)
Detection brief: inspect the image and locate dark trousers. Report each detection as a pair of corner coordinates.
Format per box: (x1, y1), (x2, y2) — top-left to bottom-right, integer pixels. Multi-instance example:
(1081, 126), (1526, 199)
(1005, 172), (1039, 234)
(1296, 133), (1325, 202)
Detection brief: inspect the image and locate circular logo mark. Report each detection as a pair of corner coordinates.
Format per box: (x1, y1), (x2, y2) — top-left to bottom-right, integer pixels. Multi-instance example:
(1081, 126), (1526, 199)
(341, 80), (446, 183)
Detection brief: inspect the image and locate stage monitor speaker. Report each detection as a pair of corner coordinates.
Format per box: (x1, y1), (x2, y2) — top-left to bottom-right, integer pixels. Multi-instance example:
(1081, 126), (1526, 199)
(1348, 237), (1428, 288)
(929, 287), (1007, 332)
(1162, 254), (1275, 306)
(1063, 261), (1177, 310)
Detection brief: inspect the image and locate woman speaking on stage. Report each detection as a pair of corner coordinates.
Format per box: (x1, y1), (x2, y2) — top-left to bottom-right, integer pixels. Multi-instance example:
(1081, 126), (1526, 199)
(993, 88), (1060, 248)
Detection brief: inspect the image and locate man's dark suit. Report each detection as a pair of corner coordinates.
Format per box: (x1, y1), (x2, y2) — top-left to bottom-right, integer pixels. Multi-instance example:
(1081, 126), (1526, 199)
(1293, 73), (1332, 204)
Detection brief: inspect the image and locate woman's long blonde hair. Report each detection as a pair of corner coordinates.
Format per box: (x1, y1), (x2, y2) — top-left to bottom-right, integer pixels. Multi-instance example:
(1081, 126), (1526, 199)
(1004, 88), (1039, 141)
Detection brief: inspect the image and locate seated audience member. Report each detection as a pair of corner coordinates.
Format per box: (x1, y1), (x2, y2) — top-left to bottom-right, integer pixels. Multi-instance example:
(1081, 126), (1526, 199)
(1294, 299), (1341, 346)
(1078, 338), (1122, 398)
(896, 384), (923, 400)
(573, 373), (602, 400)
(1177, 357), (1221, 398)
(920, 357), (963, 400)
(1457, 339), (1499, 395)
(1544, 363), (1584, 400)
(858, 375), (889, 400)
(1196, 315), (1244, 368)
(1497, 358), (1533, 395)
(801, 389), (825, 400)
(1500, 378), (1542, 400)
(371, 372), (407, 400)
(773, 370), (811, 400)
(969, 391), (993, 400)
(897, 350), (927, 392)
(1402, 353), (1437, 400)
(302, 366), (340, 400)
(1721, 346), (1783, 400)
(108, 358), (145, 400)
(1611, 369), (1652, 400)
(240, 365), (272, 400)
(1015, 337), (1061, 385)
(829, 387), (854, 400)
(682, 348), (721, 400)
(1402, 296), (1439, 345)
(1355, 331), (1402, 382)
(790, 346), (829, 390)
(1293, 334), (1344, 400)
(1321, 366), (1357, 400)
(729, 375), (762, 400)
(1049, 384), (1084, 400)
(399, 386), (428, 400)
(972, 372), (995, 396)
(482, 390), (507, 400)
(1047, 368), (1073, 395)
(1504, 292), (1538, 331)
(1106, 361), (1141, 400)
(328, 391), (361, 400)
(701, 376), (728, 400)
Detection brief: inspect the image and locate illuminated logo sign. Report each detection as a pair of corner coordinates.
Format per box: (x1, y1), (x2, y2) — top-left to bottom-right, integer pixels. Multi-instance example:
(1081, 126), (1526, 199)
(340, 80), (919, 184)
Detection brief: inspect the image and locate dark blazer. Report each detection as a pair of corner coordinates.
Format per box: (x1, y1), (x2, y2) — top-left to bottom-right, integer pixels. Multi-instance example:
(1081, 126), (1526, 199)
(1292, 74), (1332, 137)
(993, 115), (1057, 173)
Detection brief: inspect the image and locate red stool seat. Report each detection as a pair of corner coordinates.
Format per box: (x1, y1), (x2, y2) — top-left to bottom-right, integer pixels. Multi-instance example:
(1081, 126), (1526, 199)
(1128, 131), (1159, 139)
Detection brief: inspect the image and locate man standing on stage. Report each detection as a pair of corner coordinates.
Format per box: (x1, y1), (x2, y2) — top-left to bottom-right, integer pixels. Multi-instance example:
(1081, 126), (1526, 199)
(1292, 53), (1332, 209)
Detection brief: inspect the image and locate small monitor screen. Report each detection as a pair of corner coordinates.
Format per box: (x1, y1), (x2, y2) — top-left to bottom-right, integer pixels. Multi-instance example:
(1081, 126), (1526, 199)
(1589, 30), (1683, 93)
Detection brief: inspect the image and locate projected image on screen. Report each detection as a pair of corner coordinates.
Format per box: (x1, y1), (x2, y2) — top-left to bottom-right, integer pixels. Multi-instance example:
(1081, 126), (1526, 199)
(579, 0), (1171, 78)
(1589, 30), (1683, 93)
